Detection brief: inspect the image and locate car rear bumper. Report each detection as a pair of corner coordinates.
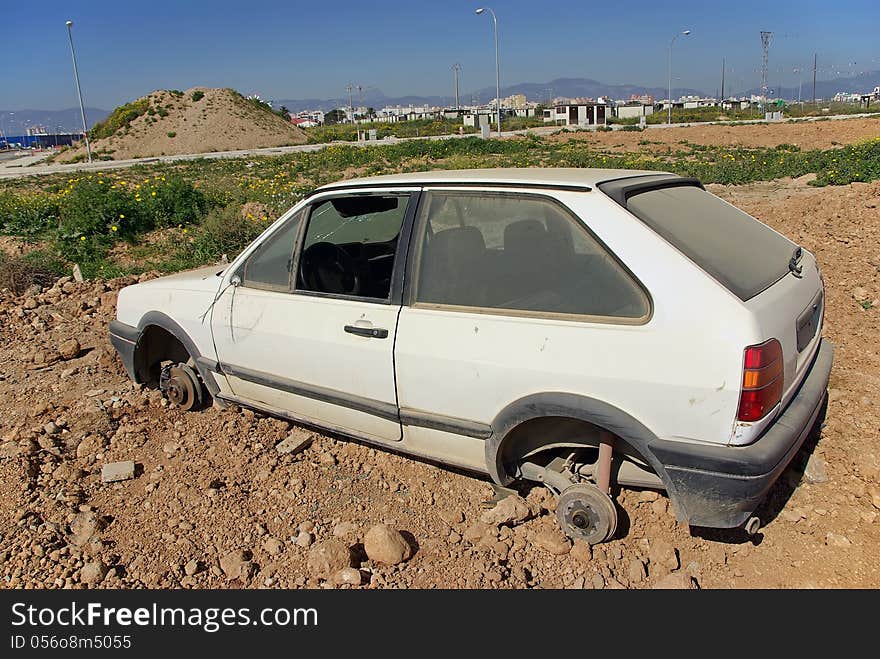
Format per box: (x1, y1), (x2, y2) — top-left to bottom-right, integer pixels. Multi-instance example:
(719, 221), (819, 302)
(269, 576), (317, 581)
(650, 339), (833, 528)
(109, 319), (139, 381)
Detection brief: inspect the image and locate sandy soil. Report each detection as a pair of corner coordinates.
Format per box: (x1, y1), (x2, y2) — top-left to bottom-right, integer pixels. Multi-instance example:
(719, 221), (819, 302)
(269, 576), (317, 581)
(545, 116), (880, 152)
(59, 88), (307, 162)
(0, 178), (878, 590)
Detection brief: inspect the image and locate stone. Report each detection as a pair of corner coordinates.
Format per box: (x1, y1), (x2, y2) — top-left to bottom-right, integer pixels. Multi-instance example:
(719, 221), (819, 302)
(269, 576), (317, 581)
(332, 567), (362, 586)
(0, 441), (20, 458)
(852, 286), (868, 301)
(533, 525), (572, 556)
(653, 573), (696, 590)
(803, 454), (828, 484)
(80, 560), (108, 586)
(72, 264), (84, 283)
(76, 435), (107, 458)
(43, 421), (61, 436)
(569, 540), (593, 564)
(648, 539), (680, 571)
(275, 431), (313, 456)
(638, 490), (661, 503)
(463, 521), (493, 543)
(101, 461), (135, 483)
(263, 537), (284, 556)
(70, 510), (103, 547)
(825, 533), (852, 548)
(219, 550), (251, 580)
(58, 338), (81, 360)
(295, 532), (314, 548)
(591, 574), (605, 589)
(479, 494), (533, 527)
(184, 559), (200, 576)
(870, 486), (880, 511)
(332, 521), (357, 538)
(52, 463), (84, 483)
(307, 540), (353, 578)
(628, 558), (647, 583)
(364, 524), (413, 565)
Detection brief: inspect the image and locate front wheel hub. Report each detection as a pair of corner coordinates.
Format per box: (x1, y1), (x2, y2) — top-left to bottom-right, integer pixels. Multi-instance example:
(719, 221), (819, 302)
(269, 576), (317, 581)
(556, 483), (618, 545)
(159, 363), (203, 411)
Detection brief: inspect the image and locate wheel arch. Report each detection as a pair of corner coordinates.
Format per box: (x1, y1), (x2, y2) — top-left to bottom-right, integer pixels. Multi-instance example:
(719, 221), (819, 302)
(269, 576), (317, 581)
(487, 392), (684, 518)
(133, 311), (219, 396)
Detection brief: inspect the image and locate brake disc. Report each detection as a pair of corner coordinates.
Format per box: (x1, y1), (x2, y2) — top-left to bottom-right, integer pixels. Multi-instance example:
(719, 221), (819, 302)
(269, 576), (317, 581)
(556, 483), (618, 545)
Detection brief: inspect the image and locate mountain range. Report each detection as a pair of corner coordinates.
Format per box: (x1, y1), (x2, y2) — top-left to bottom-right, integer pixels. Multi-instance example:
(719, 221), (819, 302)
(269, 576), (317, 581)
(4, 70), (878, 132)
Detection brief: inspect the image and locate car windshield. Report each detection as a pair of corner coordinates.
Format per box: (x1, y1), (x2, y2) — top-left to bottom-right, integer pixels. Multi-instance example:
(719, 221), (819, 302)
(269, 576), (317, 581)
(624, 185), (795, 301)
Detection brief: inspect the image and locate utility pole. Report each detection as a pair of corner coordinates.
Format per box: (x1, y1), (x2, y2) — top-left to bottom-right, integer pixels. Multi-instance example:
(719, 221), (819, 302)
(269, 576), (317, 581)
(453, 63), (461, 110)
(65, 20), (91, 163)
(346, 83), (354, 125)
(812, 53), (817, 106)
(760, 31), (773, 103)
(720, 57), (725, 100)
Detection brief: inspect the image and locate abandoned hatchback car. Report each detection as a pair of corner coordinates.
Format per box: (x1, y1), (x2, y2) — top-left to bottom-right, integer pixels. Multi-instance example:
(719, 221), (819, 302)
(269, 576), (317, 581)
(109, 168), (832, 544)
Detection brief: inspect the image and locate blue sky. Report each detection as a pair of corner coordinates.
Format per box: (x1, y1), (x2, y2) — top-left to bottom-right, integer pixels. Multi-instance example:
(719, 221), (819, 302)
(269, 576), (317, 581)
(1, 0), (878, 110)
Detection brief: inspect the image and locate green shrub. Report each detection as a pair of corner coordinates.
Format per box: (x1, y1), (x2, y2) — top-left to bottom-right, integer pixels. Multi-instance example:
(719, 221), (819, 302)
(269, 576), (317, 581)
(167, 131), (177, 138)
(0, 191), (60, 237)
(191, 90), (205, 102)
(90, 98), (150, 140)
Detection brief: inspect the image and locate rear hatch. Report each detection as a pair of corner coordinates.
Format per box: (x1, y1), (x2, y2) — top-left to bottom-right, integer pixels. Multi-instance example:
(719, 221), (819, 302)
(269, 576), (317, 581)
(599, 175), (824, 433)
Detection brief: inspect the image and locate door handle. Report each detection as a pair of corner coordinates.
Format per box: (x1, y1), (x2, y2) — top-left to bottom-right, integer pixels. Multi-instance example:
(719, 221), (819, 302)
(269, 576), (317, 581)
(344, 325), (389, 339)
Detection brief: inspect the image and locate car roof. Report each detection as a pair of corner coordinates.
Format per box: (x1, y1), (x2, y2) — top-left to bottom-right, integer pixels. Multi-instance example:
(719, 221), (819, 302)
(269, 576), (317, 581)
(315, 168), (676, 192)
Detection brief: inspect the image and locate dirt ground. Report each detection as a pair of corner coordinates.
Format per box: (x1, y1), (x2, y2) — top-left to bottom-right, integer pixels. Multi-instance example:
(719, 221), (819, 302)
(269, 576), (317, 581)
(545, 115), (880, 152)
(59, 87), (307, 163)
(1, 177), (878, 590)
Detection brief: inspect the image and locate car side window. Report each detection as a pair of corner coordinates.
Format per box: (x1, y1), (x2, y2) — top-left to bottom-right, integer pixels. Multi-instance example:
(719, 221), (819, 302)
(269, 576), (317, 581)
(241, 210), (303, 291)
(415, 191), (650, 320)
(295, 194), (408, 301)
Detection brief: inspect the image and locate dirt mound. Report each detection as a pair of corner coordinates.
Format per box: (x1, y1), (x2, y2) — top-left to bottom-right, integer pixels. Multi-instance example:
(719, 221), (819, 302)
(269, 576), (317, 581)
(59, 88), (307, 162)
(0, 179), (878, 589)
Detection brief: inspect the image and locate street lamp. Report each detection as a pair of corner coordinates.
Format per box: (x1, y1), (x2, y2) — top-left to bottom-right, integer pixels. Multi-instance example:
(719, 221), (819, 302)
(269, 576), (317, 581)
(475, 7), (501, 136)
(65, 20), (92, 163)
(667, 29), (691, 125)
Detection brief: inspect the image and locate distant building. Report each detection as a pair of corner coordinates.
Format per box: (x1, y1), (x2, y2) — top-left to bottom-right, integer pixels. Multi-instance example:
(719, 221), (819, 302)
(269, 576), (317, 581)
(543, 101), (607, 126)
(614, 102), (654, 120)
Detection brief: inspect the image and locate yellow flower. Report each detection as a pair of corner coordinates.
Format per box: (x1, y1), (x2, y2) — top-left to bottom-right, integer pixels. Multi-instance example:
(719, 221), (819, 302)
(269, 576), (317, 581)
(80, 236), (86, 241)
(182, 228), (188, 234)
(111, 225), (118, 232)
(151, 191), (156, 196)
(119, 214), (125, 219)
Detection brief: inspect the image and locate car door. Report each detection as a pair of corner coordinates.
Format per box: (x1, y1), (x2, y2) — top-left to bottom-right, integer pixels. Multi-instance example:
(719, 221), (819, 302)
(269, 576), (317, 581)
(211, 189), (418, 443)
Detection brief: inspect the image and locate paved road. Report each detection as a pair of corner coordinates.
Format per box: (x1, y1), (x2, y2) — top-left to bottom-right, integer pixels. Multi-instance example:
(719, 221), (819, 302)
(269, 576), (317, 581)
(1, 112), (876, 181)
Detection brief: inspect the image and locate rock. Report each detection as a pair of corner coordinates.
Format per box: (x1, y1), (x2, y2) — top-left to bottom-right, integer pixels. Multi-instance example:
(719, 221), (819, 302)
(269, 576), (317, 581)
(651, 498), (670, 518)
(0, 441), (20, 458)
(70, 510), (103, 546)
(295, 532), (314, 548)
(852, 286), (868, 301)
(43, 421), (61, 436)
(591, 574), (605, 589)
(76, 435), (107, 458)
(653, 573), (696, 590)
(479, 494), (533, 527)
(825, 533), (852, 548)
(463, 521), (493, 543)
(52, 463), (84, 483)
(439, 510), (464, 525)
(569, 540), (592, 564)
(364, 524), (413, 565)
(533, 525), (572, 556)
(869, 486), (880, 510)
(275, 431), (312, 456)
(648, 539), (680, 571)
(628, 558), (647, 583)
(263, 537), (284, 556)
(72, 263), (84, 283)
(332, 521), (357, 538)
(23, 297), (38, 310)
(101, 461), (135, 483)
(58, 338), (81, 360)
(803, 454), (828, 484)
(307, 540), (353, 578)
(162, 442), (180, 455)
(219, 550), (251, 580)
(638, 490), (661, 503)
(184, 559), (200, 576)
(332, 568), (362, 586)
(80, 560), (108, 586)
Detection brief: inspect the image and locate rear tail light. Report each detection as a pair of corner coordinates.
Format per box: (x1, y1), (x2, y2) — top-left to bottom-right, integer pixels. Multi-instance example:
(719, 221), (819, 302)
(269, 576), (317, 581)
(737, 339), (784, 422)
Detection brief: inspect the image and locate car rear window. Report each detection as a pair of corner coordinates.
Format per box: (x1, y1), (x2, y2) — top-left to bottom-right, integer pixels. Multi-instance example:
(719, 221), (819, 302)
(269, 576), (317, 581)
(623, 185), (795, 301)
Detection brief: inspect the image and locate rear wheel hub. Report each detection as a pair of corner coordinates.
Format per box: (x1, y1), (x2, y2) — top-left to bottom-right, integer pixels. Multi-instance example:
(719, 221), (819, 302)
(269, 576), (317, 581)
(556, 483), (618, 545)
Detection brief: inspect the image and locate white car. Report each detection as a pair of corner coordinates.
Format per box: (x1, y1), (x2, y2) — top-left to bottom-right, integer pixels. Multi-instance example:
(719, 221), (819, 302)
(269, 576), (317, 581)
(110, 168), (832, 544)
